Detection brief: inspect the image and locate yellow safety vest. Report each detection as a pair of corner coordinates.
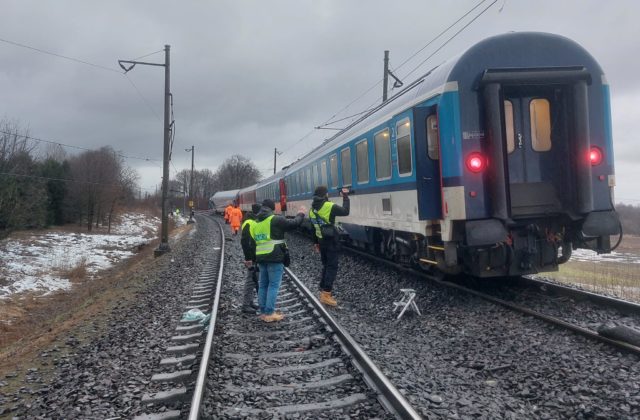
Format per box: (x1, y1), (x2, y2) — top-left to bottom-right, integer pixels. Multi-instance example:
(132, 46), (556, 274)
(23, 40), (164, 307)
(309, 201), (335, 239)
(241, 218), (256, 231)
(250, 215), (286, 256)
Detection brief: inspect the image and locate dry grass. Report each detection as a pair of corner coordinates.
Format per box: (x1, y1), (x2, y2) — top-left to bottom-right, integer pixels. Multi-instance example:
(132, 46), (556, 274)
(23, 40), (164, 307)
(62, 257), (88, 281)
(544, 235), (640, 302)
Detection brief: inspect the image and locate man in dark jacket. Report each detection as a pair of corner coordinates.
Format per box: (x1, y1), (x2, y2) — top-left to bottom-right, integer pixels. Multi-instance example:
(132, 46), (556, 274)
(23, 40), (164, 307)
(251, 199), (306, 322)
(240, 203), (262, 313)
(309, 185), (350, 306)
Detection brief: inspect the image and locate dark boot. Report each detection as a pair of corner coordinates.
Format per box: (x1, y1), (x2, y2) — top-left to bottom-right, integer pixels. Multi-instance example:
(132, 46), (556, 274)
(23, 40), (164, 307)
(242, 268), (257, 312)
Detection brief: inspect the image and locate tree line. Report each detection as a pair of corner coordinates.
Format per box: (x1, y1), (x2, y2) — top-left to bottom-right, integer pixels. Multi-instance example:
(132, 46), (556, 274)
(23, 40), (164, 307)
(0, 116), (263, 238)
(0, 120), (138, 238)
(167, 154), (261, 212)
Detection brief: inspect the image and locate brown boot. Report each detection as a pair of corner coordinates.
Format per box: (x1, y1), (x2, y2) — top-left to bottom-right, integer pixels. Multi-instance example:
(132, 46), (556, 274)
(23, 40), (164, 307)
(262, 312), (284, 322)
(319, 291), (337, 306)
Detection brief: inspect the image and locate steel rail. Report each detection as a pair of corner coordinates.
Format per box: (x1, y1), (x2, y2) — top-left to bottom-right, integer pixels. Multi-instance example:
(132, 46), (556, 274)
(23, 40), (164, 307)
(518, 276), (640, 315)
(285, 267), (422, 420)
(188, 218), (225, 420)
(344, 247), (640, 357)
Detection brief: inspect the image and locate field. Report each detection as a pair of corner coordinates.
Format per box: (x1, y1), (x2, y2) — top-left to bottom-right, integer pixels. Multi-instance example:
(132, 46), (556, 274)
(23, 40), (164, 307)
(540, 235), (640, 302)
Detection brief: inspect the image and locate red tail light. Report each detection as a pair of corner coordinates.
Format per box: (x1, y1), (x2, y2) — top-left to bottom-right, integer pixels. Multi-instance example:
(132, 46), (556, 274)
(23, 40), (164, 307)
(466, 152), (486, 173)
(589, 147), (603, 166)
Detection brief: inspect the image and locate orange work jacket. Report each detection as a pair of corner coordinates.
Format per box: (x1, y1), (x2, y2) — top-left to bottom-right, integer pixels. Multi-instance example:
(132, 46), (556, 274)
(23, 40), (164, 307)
(229, 207), (243, 228)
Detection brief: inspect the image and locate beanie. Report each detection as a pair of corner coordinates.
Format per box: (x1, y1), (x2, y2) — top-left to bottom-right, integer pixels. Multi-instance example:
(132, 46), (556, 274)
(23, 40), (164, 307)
(314, 185), (328, 197)
(262, 199), (276, 211)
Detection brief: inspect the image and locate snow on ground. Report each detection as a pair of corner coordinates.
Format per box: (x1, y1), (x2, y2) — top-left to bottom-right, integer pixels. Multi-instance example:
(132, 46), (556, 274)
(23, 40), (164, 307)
(0, 213), (159, 299)
(571, 247), (640, 264)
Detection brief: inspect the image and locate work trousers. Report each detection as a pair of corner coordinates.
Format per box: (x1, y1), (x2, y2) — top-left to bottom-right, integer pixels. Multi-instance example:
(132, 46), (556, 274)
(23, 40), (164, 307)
(319, 241), (340, 292)
(257, 262), (284, 315)
(242, 265), (259, 308)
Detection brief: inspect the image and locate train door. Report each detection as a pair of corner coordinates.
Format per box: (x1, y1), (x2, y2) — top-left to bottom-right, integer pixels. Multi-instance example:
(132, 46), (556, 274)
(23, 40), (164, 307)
(414, 106), (442, 220)
(502, 87), (569, 217)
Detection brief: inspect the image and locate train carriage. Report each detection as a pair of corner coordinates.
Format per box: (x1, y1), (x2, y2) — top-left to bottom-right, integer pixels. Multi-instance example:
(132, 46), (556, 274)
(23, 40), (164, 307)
(282, 32), (620, 277)
(209, 189), (239, 214)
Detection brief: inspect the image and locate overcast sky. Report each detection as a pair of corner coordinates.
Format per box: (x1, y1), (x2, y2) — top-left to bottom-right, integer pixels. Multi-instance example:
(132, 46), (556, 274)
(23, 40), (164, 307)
(1, 0), (639, 203)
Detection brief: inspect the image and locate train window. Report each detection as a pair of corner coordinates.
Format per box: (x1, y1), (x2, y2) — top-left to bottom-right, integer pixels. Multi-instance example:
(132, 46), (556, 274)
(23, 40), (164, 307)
(530, 99), (552, 152)
(330, 154), (338, 188)
(341, 147), (352, 186)
(427, 114), (439, 160)
(299, 171), (303, 194)
(306, 167), (312, 192)
(396, 119), (412, 176)
(311, 165), (317, 190)
(374, 128), (391, 180)
(321, 160), (327, 186)
(356, 139), (369, 184)
(504, 100), (515, 153)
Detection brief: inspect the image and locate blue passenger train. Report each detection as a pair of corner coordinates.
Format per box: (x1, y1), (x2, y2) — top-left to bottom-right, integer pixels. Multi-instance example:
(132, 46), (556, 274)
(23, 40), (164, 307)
(211, 32), (621, 277)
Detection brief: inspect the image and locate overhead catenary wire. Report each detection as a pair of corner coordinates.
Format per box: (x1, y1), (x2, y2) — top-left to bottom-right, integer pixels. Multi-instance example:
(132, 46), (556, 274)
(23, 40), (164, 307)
(130, 49), (164, 61)
(0, 129), (162, 163)
(0, 36), (122, 73)
(318, 0), (495, 131)
(280, 0), (500, 164)
(0, 36), (169, 126)
(0, 171), (157, 192)
(125, 74), (162, 121)
(400, 0), (498, 82)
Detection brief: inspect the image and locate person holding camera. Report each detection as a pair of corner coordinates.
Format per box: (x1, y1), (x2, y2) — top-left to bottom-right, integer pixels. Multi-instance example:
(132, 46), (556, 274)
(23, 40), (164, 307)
(309, 185), (350, 306)
(251, 199), (306, 322)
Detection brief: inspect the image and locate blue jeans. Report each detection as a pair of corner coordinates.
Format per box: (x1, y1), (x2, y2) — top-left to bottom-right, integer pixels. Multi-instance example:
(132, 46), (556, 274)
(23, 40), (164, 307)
(257, 262), (284, 315)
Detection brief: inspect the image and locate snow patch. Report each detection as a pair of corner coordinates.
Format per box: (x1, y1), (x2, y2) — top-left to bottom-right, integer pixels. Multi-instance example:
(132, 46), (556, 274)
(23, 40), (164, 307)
(0, 212), (159, 300)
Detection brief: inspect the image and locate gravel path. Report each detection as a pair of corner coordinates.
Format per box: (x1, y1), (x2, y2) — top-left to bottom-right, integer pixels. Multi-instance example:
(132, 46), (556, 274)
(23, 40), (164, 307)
(1, 215), (219, 419)
(286, 233), (640, 419)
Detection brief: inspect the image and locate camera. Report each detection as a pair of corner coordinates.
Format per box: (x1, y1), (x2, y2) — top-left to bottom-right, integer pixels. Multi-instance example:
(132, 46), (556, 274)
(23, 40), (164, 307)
(340, 186), (354, 196)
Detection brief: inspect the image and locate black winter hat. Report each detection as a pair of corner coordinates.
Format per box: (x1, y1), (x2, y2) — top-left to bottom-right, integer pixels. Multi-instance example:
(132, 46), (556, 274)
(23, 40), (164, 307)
(251, 204), (261, 214)
(262, 199), (276, 211)
(314, 185), (328, 197)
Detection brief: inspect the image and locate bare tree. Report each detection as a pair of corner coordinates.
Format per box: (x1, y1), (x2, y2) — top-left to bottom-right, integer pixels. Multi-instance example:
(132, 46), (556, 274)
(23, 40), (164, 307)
(214, 155), (261, 191)
(106, 165), (139, 233)
(0, 120), (48, 232)
(67, 146), (135, 232)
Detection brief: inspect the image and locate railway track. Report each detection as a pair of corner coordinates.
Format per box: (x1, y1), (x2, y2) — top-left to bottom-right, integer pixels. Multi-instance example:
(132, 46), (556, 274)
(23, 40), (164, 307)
(199, 266), (420, 418)
(135, 217), (421, 419)
(344, 246), (640, 357)
(133, 216), (225, 420)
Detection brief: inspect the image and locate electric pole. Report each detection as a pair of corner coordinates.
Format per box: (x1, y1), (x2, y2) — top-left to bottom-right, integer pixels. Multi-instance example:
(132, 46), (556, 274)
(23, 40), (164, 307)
(274, 148), (282, 174)
(119, 44), (172, 256)
(383, 50), (389, 102)
(186, 145), (195, 224)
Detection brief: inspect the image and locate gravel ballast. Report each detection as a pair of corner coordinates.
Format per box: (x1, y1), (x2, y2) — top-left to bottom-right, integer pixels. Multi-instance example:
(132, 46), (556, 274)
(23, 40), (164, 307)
(285, 233), (640, 419)
(1, 215), (219, 419)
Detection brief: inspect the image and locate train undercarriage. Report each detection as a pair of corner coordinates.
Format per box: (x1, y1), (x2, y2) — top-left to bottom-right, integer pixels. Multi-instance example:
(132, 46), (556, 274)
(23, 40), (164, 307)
(339, 210), (620, 278)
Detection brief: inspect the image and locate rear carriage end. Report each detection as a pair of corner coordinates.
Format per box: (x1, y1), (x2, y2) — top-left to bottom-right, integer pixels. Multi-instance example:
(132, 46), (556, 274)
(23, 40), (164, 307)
(418, 32), (620, 276)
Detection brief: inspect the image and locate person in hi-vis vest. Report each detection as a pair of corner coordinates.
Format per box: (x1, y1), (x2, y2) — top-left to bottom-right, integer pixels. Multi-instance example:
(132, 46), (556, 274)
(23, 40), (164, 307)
(240, 204), (262, 313)
(309, 185), (350, 306)
(250, 199), (306, 322)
